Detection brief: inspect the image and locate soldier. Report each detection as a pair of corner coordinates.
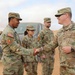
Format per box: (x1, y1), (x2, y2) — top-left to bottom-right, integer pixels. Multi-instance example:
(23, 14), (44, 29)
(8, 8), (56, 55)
(0, 31), (2, 35)
(38, 18), (54, 75)
(22, 25), (38, 75)
(41, 7), (75, 75)
(1, 12), (40, 75)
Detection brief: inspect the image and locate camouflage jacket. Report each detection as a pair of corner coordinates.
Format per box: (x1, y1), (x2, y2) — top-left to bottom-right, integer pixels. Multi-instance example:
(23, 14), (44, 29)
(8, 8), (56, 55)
(38, 27), (54, 61)
(1, 25), (34, 64)
(44, 21), (75, 66)
(22, 35), (38, 62)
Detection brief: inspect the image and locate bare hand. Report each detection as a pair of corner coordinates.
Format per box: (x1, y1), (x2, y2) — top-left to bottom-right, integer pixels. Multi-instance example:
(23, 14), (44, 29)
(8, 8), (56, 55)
(41, 54), (46, 59)
(62, 46), (71, 54)
(24, 64), (27, 67)
(33, 48), (40, 55)
(33, 47), (43, 55)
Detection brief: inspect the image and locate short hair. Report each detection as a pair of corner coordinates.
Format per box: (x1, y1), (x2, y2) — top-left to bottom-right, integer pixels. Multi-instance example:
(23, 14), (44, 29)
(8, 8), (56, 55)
(24, 30), (28, 35)
(8, 17), (14, 22)
(68, 12), (72, 18)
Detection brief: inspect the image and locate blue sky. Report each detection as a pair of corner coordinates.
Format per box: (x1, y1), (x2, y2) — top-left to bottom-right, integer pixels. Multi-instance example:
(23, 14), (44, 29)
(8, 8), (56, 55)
(0, 0), (75, 30)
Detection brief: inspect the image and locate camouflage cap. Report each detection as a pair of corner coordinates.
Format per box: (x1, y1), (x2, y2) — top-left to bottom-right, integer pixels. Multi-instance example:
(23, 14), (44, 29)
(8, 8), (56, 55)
(44, 18), (51, 22)
(55, 7), (71, 17)
(8, 12), (22, 20)
(26, 25), (35, 31)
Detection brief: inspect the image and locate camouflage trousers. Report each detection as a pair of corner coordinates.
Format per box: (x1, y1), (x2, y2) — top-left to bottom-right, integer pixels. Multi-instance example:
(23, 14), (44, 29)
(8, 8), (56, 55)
(24, 62), (38, 75)
(42, 59), (54, 75)
(60, 66), (75, 75)
(2, 58), (24, 75)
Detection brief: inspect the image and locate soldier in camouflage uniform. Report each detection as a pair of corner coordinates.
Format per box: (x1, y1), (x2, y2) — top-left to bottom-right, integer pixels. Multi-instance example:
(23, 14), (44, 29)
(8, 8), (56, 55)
(1, 12), (40, 75)
(22, 25), (38, 75)
(38, 18), (54, 75)
(42, 7), (75, 75)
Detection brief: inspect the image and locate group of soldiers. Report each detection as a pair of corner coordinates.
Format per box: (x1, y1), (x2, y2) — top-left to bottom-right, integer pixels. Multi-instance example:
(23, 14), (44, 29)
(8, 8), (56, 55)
(1, 7), (75, 75)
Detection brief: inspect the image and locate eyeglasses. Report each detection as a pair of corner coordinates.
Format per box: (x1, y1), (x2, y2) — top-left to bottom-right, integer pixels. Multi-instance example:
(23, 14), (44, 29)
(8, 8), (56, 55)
(47, 22), (51, 23)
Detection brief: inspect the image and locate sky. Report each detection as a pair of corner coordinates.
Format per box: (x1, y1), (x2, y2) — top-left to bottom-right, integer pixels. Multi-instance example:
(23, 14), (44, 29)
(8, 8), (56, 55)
(0, 0), (75, 31)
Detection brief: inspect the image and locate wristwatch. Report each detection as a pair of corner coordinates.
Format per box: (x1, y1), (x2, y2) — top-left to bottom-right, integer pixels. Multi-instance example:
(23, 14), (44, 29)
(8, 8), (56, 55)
(71, 48), (75, 52)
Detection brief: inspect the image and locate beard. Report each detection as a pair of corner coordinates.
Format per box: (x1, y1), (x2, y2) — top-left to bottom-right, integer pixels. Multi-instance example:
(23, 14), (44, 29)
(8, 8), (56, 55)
(46, 25), (50, 28)
(13, 23), (19, 28)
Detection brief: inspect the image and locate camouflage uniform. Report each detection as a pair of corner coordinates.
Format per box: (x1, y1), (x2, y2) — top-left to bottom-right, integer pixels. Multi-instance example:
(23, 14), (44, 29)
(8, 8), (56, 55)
(1, 13), (35, 75)
(44, 7), (75, 75)
(22, 25), (38, 75)
(38, 18), (54, 75)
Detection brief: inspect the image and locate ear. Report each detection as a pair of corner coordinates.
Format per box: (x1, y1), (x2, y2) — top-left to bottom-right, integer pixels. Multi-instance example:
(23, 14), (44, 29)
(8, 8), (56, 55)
(65, 13), (69, 17)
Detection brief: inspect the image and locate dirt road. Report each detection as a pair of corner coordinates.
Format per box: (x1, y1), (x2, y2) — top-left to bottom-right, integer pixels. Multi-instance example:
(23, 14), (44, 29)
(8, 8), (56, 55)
(0, 48), (60, 75)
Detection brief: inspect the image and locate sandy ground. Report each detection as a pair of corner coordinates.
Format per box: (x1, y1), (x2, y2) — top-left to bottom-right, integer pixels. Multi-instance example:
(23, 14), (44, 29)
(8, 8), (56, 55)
(0, 48), (60, 75)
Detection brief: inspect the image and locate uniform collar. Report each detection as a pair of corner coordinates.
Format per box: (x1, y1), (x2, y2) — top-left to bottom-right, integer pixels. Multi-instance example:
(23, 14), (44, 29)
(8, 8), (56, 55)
(8, 25), (16, 33)
(62, 21), (73, 31)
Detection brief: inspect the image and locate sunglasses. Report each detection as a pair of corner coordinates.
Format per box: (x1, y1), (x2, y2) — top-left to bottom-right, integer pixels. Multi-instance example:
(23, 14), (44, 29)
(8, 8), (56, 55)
(29, 30), (35, 32)
(47, 22), (51, 23)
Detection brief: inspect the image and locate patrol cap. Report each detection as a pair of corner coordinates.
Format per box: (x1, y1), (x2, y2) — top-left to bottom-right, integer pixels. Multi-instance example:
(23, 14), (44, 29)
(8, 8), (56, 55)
(26, 25), (35, 31)
(8, 12), (22, 20)
(44, 18), (51, 22)
(55, 7), (71, 17)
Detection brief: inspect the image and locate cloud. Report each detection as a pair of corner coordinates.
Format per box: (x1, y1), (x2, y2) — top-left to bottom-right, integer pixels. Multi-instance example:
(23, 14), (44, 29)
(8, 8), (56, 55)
(20, 4), (57, 22)
(0, 0), (26, 8)
(19, 3), (69, 30)
(0, 0), (27, 30)
(0, 0), (75, 30)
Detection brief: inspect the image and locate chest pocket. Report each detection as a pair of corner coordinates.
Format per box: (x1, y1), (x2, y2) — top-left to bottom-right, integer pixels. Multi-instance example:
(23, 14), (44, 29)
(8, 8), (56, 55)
(24, 38), (35, 62)
(43, 32), (52, 45)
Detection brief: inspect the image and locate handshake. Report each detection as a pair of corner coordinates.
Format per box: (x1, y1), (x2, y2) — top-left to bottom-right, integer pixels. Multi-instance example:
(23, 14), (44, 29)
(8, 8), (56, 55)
(33, 47), (44, 56)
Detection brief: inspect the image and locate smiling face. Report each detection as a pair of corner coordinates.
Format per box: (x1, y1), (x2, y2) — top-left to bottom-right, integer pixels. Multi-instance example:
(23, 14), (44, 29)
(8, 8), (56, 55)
(56, 13), (68, 25)
(10, 18), (20, 28)
(55, 7), (72, 26)
(27, 30), (35, 36)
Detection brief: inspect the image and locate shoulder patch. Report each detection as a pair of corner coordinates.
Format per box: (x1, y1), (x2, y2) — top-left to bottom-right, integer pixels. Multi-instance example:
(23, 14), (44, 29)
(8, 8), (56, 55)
(6, 39), (12, 44)
(7, 33), (14, 38)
